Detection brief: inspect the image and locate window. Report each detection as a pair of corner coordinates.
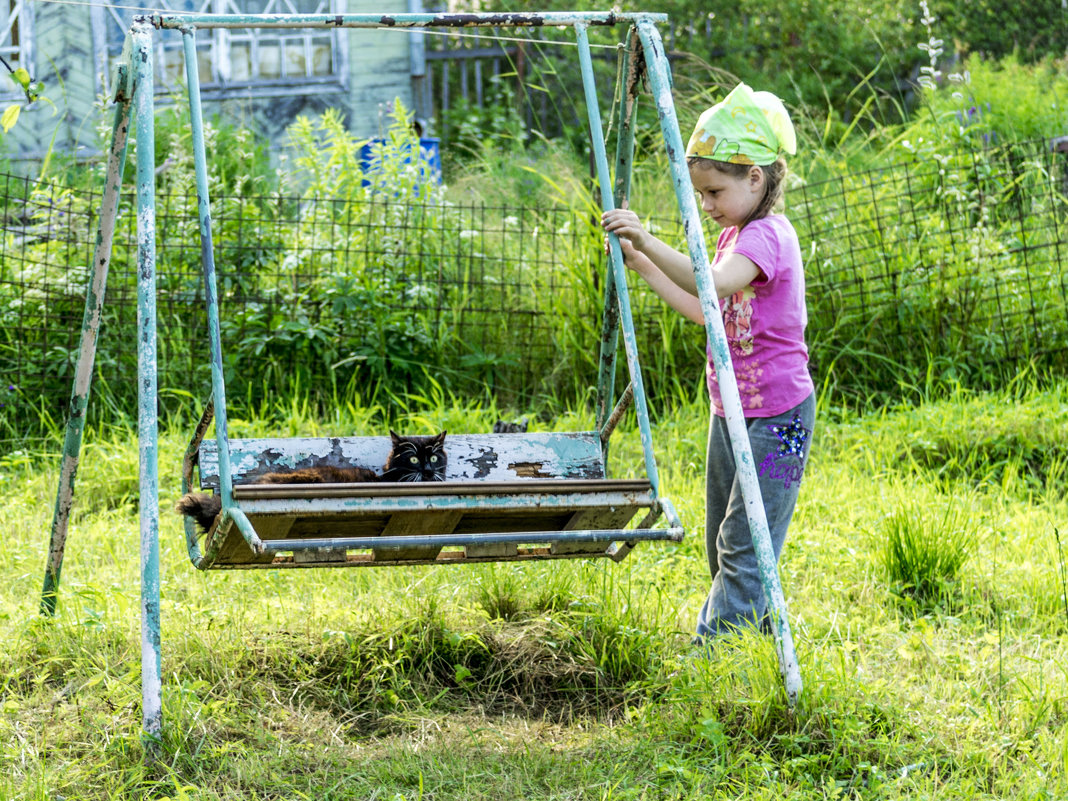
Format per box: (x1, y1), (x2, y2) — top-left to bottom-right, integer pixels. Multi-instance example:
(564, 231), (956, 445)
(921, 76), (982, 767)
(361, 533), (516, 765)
(98, 0), (343, 95)
(0, 0), (32, 96)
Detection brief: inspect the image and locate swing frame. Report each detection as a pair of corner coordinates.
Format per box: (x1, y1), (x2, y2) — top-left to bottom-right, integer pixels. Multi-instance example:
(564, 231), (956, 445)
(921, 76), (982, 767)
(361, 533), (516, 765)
(40, 11), (803, 753)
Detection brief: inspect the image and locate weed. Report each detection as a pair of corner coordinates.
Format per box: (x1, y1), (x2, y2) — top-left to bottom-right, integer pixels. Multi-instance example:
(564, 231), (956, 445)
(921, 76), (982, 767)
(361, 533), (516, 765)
(876, 498), (977, 613)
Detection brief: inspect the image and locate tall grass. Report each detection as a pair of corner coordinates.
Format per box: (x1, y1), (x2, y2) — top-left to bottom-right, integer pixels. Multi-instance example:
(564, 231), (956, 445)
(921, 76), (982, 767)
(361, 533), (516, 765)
(2, 381), (1067, 797)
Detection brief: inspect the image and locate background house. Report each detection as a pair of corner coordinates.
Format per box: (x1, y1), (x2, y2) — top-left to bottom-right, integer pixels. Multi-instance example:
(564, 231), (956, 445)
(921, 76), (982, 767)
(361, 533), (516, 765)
(1, 0), (434, 165)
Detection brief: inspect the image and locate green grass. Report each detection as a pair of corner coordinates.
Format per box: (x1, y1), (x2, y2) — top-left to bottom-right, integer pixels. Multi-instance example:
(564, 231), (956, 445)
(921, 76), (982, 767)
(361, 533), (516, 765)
(2, 383), (1067, 799)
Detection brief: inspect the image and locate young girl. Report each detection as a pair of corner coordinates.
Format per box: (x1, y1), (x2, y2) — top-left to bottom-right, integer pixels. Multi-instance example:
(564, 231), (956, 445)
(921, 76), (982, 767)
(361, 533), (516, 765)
(601, 83), (815, 642)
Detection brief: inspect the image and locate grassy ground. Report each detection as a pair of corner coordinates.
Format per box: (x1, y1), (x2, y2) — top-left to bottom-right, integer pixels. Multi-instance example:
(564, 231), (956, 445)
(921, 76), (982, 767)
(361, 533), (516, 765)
(1, 383), (1067, 799)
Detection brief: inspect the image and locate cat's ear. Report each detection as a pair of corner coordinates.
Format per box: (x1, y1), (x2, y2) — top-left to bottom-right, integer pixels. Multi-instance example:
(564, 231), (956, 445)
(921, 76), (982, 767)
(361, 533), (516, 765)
(390, 430), (401, 445)
(433, 430), (446, 445)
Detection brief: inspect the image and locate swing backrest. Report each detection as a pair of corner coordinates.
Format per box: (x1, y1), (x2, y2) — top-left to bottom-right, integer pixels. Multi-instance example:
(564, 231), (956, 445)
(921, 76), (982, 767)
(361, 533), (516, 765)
(196, 431), (609, 489)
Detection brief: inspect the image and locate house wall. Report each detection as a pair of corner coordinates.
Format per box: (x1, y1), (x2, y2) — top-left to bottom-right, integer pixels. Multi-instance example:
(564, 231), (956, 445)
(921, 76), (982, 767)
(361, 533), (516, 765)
(1, 0), (102, 165)
(1, 1), (416, 167)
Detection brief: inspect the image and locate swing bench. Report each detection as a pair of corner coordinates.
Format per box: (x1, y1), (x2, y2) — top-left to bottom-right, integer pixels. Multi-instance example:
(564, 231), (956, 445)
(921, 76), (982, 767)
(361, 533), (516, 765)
(42, 11), (803, 750)
(183, 400), (681, 570)
(160, 15), (688, 573)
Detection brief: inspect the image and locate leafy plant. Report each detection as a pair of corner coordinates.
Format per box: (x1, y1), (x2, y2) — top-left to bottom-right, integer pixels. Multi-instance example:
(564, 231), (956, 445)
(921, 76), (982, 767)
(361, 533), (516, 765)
(0, 56), (46, 133)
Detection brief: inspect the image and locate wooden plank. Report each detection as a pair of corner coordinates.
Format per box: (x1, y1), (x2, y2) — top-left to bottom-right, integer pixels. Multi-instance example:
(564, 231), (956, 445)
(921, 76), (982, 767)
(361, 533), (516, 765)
(372, 509), (462, 562)
(199, 432), (608, 487)
(549, 507), (635, 556)
(212, 515), (295, 566)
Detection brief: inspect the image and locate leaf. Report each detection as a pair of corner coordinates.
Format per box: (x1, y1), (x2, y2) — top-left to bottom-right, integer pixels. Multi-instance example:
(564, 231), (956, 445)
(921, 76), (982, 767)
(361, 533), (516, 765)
(9, 67), (30, 91)
(1, 104), (20, 133)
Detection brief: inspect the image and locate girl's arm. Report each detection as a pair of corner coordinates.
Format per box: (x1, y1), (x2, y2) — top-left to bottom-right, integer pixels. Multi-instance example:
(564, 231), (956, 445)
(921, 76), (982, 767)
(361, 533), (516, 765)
(603, 209), (762, 308)
(602, 209), (698, 294)
(617, 239), (704, 324)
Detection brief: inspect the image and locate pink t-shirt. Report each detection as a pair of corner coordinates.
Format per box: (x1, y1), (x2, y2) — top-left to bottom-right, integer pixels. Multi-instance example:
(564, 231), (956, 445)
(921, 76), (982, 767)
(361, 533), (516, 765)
(706, 214), (813, 418)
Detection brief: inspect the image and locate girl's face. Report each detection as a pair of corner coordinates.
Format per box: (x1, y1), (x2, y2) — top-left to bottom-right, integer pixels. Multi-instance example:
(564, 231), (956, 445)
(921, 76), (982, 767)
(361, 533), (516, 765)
(689, 162), (765, 229)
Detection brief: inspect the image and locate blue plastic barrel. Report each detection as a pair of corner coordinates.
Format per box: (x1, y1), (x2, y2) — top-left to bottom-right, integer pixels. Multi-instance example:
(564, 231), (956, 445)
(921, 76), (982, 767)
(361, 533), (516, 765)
(358, 137), (442, 188)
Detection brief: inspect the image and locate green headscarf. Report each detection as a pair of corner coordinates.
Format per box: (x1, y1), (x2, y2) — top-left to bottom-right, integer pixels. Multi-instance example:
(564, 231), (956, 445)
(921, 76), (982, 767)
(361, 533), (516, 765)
(685, 83), (797, 166)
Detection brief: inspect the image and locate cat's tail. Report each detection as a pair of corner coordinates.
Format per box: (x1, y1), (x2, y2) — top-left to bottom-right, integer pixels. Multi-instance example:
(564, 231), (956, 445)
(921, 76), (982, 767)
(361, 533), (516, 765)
(175, 492), (223, 534)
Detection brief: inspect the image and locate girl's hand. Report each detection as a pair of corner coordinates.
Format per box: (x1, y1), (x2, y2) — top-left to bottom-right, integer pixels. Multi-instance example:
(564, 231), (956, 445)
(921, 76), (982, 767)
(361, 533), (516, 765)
(600, 208), (649, 252)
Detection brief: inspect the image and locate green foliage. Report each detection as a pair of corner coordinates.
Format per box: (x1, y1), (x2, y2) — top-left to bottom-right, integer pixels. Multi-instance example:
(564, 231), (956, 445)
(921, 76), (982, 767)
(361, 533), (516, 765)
(876, 499), (977, 612)
(5, 385), (1068, 796)
(440, 78), (529, 162)
(909, 53), (1068, 147)
(1, 63), (46, 134)
(928, 0), (1068, 62)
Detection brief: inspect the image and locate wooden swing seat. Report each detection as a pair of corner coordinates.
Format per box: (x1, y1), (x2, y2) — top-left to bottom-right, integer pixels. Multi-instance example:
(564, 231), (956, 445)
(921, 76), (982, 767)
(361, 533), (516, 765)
(190, 432), (682, 569)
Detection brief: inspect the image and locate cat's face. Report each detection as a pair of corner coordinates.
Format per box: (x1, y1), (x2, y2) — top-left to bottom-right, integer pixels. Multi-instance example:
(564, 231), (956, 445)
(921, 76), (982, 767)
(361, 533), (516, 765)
(382, 430), (447, 482)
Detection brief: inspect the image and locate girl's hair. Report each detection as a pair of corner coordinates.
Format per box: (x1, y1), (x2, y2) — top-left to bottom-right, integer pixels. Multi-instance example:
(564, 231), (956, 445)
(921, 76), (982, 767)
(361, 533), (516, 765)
(687, 156), (788, 227)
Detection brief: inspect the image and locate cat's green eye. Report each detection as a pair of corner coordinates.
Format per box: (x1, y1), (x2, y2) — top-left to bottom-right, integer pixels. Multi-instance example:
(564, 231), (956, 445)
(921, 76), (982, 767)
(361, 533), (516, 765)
(429, 455), (438, 463)
(409, 456), (419, 464)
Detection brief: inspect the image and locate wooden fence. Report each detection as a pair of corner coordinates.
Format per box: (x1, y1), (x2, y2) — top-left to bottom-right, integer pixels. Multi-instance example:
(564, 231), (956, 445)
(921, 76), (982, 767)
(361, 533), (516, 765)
(409, 21), (697, 146)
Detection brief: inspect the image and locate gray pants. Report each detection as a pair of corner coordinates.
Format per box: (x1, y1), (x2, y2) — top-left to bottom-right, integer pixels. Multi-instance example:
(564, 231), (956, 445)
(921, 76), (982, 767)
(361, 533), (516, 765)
(695, 393), (815, 640)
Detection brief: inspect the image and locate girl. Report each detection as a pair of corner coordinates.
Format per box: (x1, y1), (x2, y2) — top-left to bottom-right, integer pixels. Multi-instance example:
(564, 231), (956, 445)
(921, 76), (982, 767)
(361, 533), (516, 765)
(601, 83), (815, 642)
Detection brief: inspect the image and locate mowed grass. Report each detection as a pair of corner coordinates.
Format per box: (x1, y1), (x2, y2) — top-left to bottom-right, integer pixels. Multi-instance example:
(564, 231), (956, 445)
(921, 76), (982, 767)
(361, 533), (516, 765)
(1, 383), (1067, 800)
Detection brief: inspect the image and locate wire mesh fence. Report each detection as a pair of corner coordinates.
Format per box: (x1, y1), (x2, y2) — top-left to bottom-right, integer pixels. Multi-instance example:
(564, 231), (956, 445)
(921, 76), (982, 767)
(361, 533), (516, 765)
(1, 136), (1066, 440)
(794, 137), (1068, 392)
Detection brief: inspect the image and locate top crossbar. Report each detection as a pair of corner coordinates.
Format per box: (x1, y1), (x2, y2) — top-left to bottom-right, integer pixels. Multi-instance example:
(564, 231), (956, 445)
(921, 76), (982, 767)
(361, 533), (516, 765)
(148, 11), (668, 30)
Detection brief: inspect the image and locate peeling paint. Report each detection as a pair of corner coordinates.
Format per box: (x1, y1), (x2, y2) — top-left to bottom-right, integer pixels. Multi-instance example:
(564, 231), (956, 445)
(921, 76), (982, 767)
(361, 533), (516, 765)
(41, 82), (133, 617)
(149, 11), (667, 31)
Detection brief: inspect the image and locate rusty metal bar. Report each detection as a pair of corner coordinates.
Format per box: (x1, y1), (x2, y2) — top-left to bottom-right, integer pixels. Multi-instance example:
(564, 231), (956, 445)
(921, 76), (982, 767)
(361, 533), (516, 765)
(595, 30), (641, 459)
(599, 382), (634, 445)
(149, 11), (667, 30)
(181, 397), (214, 564)
(234, 478), (651, 500)
(40, 61), (133, 617)
(576, 21), (661, 500)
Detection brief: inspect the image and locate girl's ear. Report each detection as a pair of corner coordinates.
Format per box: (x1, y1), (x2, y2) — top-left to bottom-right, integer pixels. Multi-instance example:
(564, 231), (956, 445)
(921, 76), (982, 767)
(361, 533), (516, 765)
(747, 165), (765, 191)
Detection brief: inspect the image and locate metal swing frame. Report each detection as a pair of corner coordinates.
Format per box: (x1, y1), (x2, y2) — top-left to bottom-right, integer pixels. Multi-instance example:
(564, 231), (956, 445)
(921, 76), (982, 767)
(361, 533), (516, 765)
(39, 10), (802, 751)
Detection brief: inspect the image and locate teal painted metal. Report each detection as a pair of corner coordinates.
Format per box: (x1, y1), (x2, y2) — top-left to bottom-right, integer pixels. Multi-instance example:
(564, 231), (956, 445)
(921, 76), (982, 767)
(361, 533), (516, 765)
(196, 431), (614, 485)
(575, 22), (663, 506)
(635, 19), (802, 705)
(594, 34), (639, 455)
(40, 68), (133, 617)
(259, 528), (684, 553)
(131, 21), (164, 750)
(148, 11), (668, 29)
(181, 27), (242, 557)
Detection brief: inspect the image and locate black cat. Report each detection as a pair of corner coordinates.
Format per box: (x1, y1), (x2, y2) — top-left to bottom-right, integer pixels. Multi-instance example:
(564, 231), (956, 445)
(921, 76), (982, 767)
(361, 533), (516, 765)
(378, 429), (448, 482)
(176, 430), (447, 533)
(492, 417), (529, 434)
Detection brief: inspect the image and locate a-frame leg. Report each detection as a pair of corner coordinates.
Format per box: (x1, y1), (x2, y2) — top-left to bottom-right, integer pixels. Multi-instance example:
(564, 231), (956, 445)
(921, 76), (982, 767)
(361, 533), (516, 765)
(129, 20), (164, 755)
(40, 67), (134, 616)
(635, 19), (803, 705)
